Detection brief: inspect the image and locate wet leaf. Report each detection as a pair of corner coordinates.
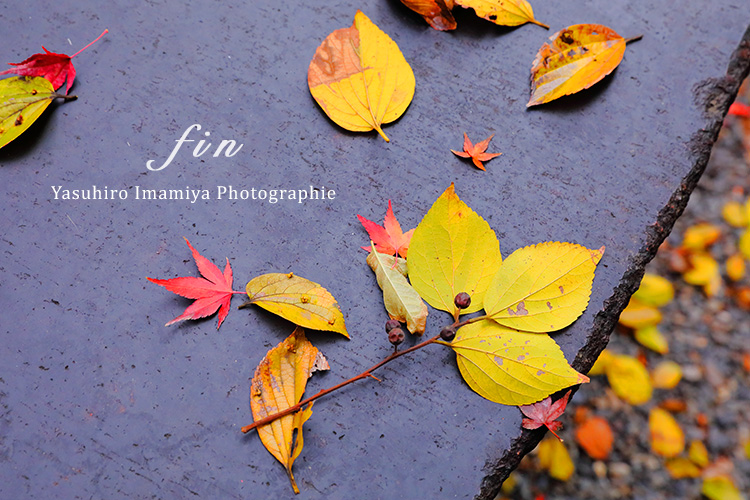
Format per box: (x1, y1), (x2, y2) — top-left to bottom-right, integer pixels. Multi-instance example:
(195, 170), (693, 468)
(307, 10), (415, 142)
(454, 0), (548, 29)
(587, 349), (613, 376)
(244, 273), (348, 337)
(519, 390), (571, 441)
(701, 476), (744, 500)
(722, 200), (749, 228)
(358, 200), (414, 259)
(649, 407), (685, 457)
(619, 298), (662, 329)
(726, 254), (746, 282)
(147, 238), (235, 329)
(451, 132), (502, 171)
(367, 246), (428, 335)
(528, 24), (636, 107)
(0, 76), (72, 150)
(408, 184), (503, 316)
(688, 440), (709, 468)
(538, 437), (574, 481)
(665, 457), (702, 479)
(450, 320), (588, 405)
(682, 223), (721, 251)
(632, 273), (674, 307)
(483, 242), (604, 332)
(634, 325), (669, 354)
(605, 354), (652, 405)
(651, 360), (682, 389)
(575, 416), (613, 460)
(400, 0), (457, 31)
(250, 328), (328, 494)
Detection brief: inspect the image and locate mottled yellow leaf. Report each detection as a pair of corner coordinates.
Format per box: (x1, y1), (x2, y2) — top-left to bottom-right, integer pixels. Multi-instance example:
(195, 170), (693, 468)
(1, 76), (71, 150)
(538, 437), (574, 481)
(605, 354), (652, 405)
(651, 360), (682, 389)
(453, 0), (548, 28)
(740, 229), (750, 261)
(688, 440), (709, 468)
(307, 10), (415, 142)
(244, 273), (348, 337)
(634, 325), (669, 354)
(483, 242), (603, 332)
(250, 328), (328, 493)
(528, 24), (633, 107)
(702, 476), (745, 500)
(587, 349), (613, 376)
(665, 457), (702, 479)
(633, 273), (674, 307)
(408, 184), (502, 316)
(367, 246), (428, 335)
(649, 407), (685, 457)
(682, 223), (721, 251)
(726, 254), (746, 282)
(722, 200), (749, 228)
(449, 320), (588, 405)
(619, 298), (662, 329)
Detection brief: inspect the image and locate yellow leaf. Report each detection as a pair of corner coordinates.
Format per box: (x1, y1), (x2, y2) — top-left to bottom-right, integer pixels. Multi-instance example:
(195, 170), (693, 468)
(726, 254), (746, 282)
(483, 242), (603, 332)
(651, 360), (682, 389)
(702, 476), (745, 500)
(619, 298), (662, 329)
(587, 349), (613, 376)
(1, 76), (70, 150)
(633, 273), (674, 307)
(722, 201), (749, 228)
(688, 440), (709, 468)
(250, 328), (329, 493)
(744, 439), (750, 460)
(740, 229), (750, 261)
(307, 10), (415, 142)
(665, 457), (702, 479)
(449, 320), (588, 405)
(605, 354), (652, 405)
(528, 24), (632, 107)
(634, 325), (669, 354)
(683, 252), (720, 287)
(538, 437), (575, 481)
(649, 407), (685, 457)
(367, 246), (428, 335)
(453, 0), (548, 29)
(244, 273), (348, 337)
(408, 184), (503, 316)
(682, 223), (721, 251)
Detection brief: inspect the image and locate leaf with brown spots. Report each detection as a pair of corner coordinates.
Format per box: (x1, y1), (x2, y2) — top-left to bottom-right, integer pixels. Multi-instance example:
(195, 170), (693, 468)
(0, 76), (76, 150)
(400, 0), (457, 30)
(451, 133), (502, 171)
(454, 0), (548, 29)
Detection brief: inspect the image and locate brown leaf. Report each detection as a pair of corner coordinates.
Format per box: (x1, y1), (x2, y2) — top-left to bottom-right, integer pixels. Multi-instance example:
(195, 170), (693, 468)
(400, 0), (457, 30)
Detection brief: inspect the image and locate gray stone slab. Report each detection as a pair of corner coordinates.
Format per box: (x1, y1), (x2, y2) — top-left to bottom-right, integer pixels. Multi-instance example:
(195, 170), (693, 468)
(1, 0), (748, 498)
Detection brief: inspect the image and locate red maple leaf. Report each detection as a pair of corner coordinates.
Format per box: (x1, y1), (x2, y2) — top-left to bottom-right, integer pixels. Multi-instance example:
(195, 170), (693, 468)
(147, 238), (235, 330)
(451, 132), (502, 171)
(0, 29), (108, 94)
(519, 390), (572, 441)
(729, 102), (750, 118)
(357, 200), (414, 259)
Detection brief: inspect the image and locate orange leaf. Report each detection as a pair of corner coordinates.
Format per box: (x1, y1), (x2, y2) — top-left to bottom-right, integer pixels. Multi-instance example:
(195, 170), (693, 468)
(358, 200), (415, 259)
(574, 416), (613, 460)
(451, 132), (502, 171)
(400, 0), (457, 30)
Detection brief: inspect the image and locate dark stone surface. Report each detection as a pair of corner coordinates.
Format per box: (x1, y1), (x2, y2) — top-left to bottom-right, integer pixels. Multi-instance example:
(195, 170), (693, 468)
(0, 1), (748, 499)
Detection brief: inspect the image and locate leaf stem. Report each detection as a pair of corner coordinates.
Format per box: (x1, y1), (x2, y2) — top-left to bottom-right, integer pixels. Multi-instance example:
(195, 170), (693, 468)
(54, 94), (78, 101)
(241, 334), (440, 434)
(530, 19), (550, 30)
(624, 34), (643, 44)
(71, 29), (109, 58)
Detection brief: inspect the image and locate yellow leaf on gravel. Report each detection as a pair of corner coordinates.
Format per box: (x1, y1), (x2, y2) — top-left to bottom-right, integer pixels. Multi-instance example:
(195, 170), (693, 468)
(649, 407), (685, 457)
(722, 201), (749, 228)
(605, 354), (652, 405)
(483, 242), (603, 332)
(740, 229), (750, 261)
(250, 328), (329, 494)
(528, 24), (632, 107)
(454, 0), (548, 29)
(682, 223), (721, 251)
(587, 349), (613, 376)
(701, 476), (745, 500)
(688, 440), (709, 468)
(367, 246), (428, 335)
(726, 254), (746, 281)
(651, 360), (682, 389)
(307, 10), (415, 142)
(1, 76), (67, 150)
(683, 252), (720, 286)
(538, 437), (575, 481)
(449, 320), (588, 405)
(633, 273), (674, 307)
(634, 325), (669, 354)
(408, 184), (502, 316)
(619, 298), (662, 329)
(245, 273), (348, 337)
(665, 457), (702, 479)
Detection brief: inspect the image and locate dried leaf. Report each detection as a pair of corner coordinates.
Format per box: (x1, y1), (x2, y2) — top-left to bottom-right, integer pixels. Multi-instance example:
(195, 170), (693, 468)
(632, 273), (674, 307)
(682, 223), (721, 250)
(400, 0), (457, 31)
(451, 132), (502, 170)
(244, 273), (348, 337)
(450, 321), (588, 405)
(483, 242), (604, 333)
(147, 238), (234, 329)
(358, 200), (414, 259)
(688, 440), (709, 468)
(538, 437), (575, 481)
(519, 390), (571, 440)
(454, 0), (548, 29)
(651, 360), (682, 389)
(250, 328), (328, 493)
(307, 10), (415, 142)
(649, 407), (685, 457)
(619, 298), (662, 329)
(634, 325), (669, 354)
(665, 457), (702, 479)
(701, 476), (744, 500)
(528, 24), (635, 107)
(367, 246), (428, 335)
(605, 354), (652, 405)
(722, 201), (749, 228)
(726, 254), (746, 282)
(575, 416), (613, 460)
(0, 76), (73, 150)
(408, 184), (503, 316)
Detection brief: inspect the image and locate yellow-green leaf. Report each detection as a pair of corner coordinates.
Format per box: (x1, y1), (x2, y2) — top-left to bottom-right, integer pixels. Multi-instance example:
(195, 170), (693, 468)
(665, 457), (702, 479)
(307, 10), (415, 142)
(367, 246), (428, 335)
(528, 24), (634, 107)
(702, 476), (745, 500)
(250, 328), (328, 494)
(449, 320), (589, 405)
(1, 76), (69, 150)
(633, 273), (674, 307)
(688, 440), (709, 468)
(538, 437), (575, 481)
(634, 325), (669, 354)
(619, 298), (662, 329)
(649, 407), (685, 457)
(605, 354), (652, 405)
(483, 242), (604, 332)
(408, 184), (502, 316)
(453, 0), (548, 29)
(245, 273), (348, 337)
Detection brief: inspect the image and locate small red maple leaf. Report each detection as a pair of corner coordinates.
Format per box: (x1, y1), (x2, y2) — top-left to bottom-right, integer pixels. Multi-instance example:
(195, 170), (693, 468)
(451, 132), (502, 171)
(357, 200), (414, 259)
(728, 102), (750, 118)
(519, 390), (572, 442)
(147, 238), (236, 330)
(0, 29), (108, 94)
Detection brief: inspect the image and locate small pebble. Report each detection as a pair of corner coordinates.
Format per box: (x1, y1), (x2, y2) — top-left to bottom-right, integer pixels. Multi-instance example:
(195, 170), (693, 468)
(592, 461), (607, 478)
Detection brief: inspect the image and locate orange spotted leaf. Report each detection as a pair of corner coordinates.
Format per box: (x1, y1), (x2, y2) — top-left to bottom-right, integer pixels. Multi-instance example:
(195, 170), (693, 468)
(358, 200), (415, 258)
(519, 390), (571, 441)
(452, 133), (502, 170)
